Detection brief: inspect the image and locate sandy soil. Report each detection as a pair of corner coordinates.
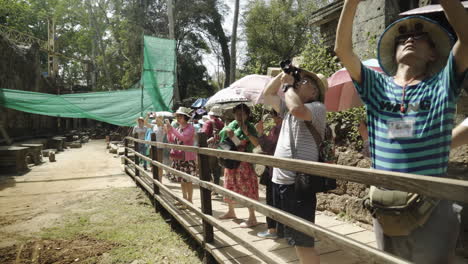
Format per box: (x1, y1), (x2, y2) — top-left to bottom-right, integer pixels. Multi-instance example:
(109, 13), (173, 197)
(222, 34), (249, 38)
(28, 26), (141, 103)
(0, 140), (134, 248)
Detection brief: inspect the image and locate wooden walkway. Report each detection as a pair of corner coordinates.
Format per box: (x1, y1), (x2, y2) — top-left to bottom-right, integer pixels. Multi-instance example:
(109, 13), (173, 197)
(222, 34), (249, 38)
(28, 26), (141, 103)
(144, 174), (377, 264)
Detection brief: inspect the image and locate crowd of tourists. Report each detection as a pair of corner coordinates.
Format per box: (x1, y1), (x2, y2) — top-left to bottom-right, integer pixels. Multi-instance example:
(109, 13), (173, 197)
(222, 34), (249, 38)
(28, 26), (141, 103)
(130, 1), (468, 263)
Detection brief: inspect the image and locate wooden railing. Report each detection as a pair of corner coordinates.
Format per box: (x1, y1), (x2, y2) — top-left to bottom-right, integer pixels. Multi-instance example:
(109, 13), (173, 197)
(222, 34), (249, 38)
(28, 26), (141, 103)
(123, 133), (468, 264)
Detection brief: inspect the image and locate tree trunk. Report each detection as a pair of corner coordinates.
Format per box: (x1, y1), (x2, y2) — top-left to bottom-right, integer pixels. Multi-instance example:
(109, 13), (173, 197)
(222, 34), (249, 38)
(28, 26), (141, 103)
(167, 0), (180, 103)
(229, 0), (239, 85)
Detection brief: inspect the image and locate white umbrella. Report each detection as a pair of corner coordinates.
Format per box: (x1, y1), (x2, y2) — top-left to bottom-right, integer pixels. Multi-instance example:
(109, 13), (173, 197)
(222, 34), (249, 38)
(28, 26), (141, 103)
(230, 74), (273, 104)
(154, 111), (174, 118)
(205, 87), (250, 108)
(205, 74), (274, 108)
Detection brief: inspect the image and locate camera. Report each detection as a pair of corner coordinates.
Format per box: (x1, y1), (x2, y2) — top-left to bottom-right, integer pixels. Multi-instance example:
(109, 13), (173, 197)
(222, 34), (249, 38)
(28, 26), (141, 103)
(280, 59), (302, 84)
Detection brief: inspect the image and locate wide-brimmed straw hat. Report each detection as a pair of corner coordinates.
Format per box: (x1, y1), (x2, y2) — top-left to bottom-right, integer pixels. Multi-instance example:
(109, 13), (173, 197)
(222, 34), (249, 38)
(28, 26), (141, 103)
(378, 15), (454, 76)
(175, 106), (192, 117)
(299, 70), (328, 103)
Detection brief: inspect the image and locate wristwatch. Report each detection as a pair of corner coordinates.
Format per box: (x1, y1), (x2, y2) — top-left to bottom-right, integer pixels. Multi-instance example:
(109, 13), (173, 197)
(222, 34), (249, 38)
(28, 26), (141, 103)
(282, 83), (294, 93)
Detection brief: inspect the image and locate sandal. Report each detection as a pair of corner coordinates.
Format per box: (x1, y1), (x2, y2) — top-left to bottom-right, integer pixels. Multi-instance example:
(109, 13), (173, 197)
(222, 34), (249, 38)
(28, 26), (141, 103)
(218, 214), (237, 220)
(239, 221), (258, 228)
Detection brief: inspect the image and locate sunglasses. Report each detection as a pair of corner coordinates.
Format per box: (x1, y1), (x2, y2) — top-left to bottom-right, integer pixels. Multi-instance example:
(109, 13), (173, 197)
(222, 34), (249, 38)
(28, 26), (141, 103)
(395, 32), (430, 45)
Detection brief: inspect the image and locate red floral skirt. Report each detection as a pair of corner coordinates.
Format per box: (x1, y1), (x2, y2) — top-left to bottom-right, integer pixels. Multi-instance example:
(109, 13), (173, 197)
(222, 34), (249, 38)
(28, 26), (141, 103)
(223, 161), (259, 203)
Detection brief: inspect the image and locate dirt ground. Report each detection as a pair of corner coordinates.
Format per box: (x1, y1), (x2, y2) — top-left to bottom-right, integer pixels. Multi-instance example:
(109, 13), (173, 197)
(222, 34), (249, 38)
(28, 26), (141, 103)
(0, 140), (134, 263)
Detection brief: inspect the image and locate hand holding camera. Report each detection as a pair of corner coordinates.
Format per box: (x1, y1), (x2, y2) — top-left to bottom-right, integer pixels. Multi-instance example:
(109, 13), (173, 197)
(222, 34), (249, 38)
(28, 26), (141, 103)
(280, 59), (301, 92)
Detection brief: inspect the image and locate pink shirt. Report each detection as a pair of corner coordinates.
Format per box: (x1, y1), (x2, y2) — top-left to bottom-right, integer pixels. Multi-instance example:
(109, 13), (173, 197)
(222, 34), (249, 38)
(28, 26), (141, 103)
(167, 124), (196, 161)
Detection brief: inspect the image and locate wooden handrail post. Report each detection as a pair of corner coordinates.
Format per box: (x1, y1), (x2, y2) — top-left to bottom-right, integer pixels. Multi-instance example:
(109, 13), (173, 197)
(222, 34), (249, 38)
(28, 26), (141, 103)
(150, 133), (161, 212)
(124, 137), (128, 167)
(197, 132), (214, 244)
(133, 133), (140, 179)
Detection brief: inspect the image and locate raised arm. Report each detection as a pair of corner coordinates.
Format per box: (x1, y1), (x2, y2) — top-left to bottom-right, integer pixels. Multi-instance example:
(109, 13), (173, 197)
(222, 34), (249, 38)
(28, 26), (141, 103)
(451, 120), (468, 149)
(263, 72), (284, 113)
(169, 125), (195, 143)
(283, 74), (313, 121)
(334, 0), (363, 83)
(441, 0), (468, 75)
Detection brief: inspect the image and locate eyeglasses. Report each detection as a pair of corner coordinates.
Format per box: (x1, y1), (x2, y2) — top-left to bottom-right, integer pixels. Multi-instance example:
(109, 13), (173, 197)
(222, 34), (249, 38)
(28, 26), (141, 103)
(395, 32), (430, 45)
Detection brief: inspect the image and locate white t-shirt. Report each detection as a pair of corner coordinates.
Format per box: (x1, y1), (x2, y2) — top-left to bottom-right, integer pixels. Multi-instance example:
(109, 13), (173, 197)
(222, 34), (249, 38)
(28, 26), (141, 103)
(272, 101), (326, 185)
(152, 125), (165, 142)
(132, 126), (148, 140)
(461, 118), (468, 127)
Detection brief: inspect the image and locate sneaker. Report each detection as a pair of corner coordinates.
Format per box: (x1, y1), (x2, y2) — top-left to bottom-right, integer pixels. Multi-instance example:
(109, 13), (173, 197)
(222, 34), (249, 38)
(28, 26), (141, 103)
(257, 230), (278, 239)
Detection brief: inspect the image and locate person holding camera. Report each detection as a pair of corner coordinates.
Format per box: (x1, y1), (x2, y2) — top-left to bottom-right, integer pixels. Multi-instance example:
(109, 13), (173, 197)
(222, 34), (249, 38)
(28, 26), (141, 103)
(263, 64), (328, 264)
(335, 0), (467, 262)
(217, 103), (259, 228)
(165, 107), (196, 207)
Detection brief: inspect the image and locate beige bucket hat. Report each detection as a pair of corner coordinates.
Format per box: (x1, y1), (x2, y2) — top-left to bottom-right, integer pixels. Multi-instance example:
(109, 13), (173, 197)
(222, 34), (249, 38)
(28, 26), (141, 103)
(175, 106), (192, 117)
(299, 70), (328, 103)
(378, 15), (454, 76)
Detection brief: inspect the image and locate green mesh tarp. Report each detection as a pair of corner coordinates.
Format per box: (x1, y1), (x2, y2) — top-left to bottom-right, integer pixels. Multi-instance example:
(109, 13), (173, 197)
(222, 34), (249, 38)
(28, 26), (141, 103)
(0, 35), (175, 127)
(0, 88), (154, 126)
(143, 36), (176, 109)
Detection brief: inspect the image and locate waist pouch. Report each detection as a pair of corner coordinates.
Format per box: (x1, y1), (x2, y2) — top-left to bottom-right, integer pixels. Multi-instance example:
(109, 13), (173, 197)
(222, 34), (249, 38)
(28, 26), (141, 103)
(295, 173), (337, 200)
(363, 186), (439, 236)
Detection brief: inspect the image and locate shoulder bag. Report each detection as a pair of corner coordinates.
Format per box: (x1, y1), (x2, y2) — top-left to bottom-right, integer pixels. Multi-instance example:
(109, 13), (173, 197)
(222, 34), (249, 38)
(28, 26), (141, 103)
(290, 114), (336, 200)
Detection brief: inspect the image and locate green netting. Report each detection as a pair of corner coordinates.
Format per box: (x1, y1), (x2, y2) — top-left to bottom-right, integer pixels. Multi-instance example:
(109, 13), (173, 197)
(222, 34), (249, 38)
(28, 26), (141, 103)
(0, 35), (175, 127)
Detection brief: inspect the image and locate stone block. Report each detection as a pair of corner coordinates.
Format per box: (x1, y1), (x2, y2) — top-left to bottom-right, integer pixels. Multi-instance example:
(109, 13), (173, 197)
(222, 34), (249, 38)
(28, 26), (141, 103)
(49, 151), (56, 162)
(42, 149), (57, 157)
(69, 141), (82, 148)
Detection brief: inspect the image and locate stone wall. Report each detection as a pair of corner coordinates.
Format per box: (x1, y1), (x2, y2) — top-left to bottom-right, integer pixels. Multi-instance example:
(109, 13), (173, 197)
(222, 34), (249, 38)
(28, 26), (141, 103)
(0, 34), (58, 141)
(351, 0), (399, 59)
(316, 149), (373, 224)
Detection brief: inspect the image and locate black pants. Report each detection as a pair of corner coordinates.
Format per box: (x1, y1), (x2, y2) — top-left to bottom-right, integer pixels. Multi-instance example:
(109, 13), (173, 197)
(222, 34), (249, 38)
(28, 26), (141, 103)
(264, 168), (278, 229)
(208, 156), (221, 185)
(272, 182), (316, 247)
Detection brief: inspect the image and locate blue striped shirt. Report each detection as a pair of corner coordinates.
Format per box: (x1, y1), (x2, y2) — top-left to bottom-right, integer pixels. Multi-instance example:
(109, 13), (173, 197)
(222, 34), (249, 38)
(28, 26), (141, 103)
(353, 53), (465, 176)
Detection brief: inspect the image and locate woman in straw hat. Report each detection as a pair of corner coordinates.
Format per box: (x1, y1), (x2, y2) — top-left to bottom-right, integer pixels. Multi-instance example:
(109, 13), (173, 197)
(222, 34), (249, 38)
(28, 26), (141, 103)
(218, 103), (260, 228)
(164, 106), (196, 207)
(335, 0), (468, 262)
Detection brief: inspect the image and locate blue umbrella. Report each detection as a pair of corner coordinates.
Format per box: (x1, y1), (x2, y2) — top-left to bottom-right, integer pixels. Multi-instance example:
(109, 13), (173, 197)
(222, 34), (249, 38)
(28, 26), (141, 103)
(191, 98), (208, 108)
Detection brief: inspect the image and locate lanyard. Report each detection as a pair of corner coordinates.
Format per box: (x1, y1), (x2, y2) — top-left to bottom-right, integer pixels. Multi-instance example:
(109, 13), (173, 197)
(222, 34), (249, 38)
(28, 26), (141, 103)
(398, 75), (423, 113)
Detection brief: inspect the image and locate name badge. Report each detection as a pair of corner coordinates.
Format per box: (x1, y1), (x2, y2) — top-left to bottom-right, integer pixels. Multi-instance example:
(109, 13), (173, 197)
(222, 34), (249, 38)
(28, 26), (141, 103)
(388, 119), (415, 138)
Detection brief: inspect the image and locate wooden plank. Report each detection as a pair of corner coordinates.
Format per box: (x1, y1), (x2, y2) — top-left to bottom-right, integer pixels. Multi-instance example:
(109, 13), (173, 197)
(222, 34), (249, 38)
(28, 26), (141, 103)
(347, 231), (375, 244)
(124, 159), (393, 264)
(127, 136), (468, 204)
(125, 160), (406, 264)
(125, 157), (407, 263)
(210, 244), (257, 261)
(222, 254), (265, 264)
(317, 250), (361, 264)
(315, 214), (348, 228)
(328, 224), (365, 236)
